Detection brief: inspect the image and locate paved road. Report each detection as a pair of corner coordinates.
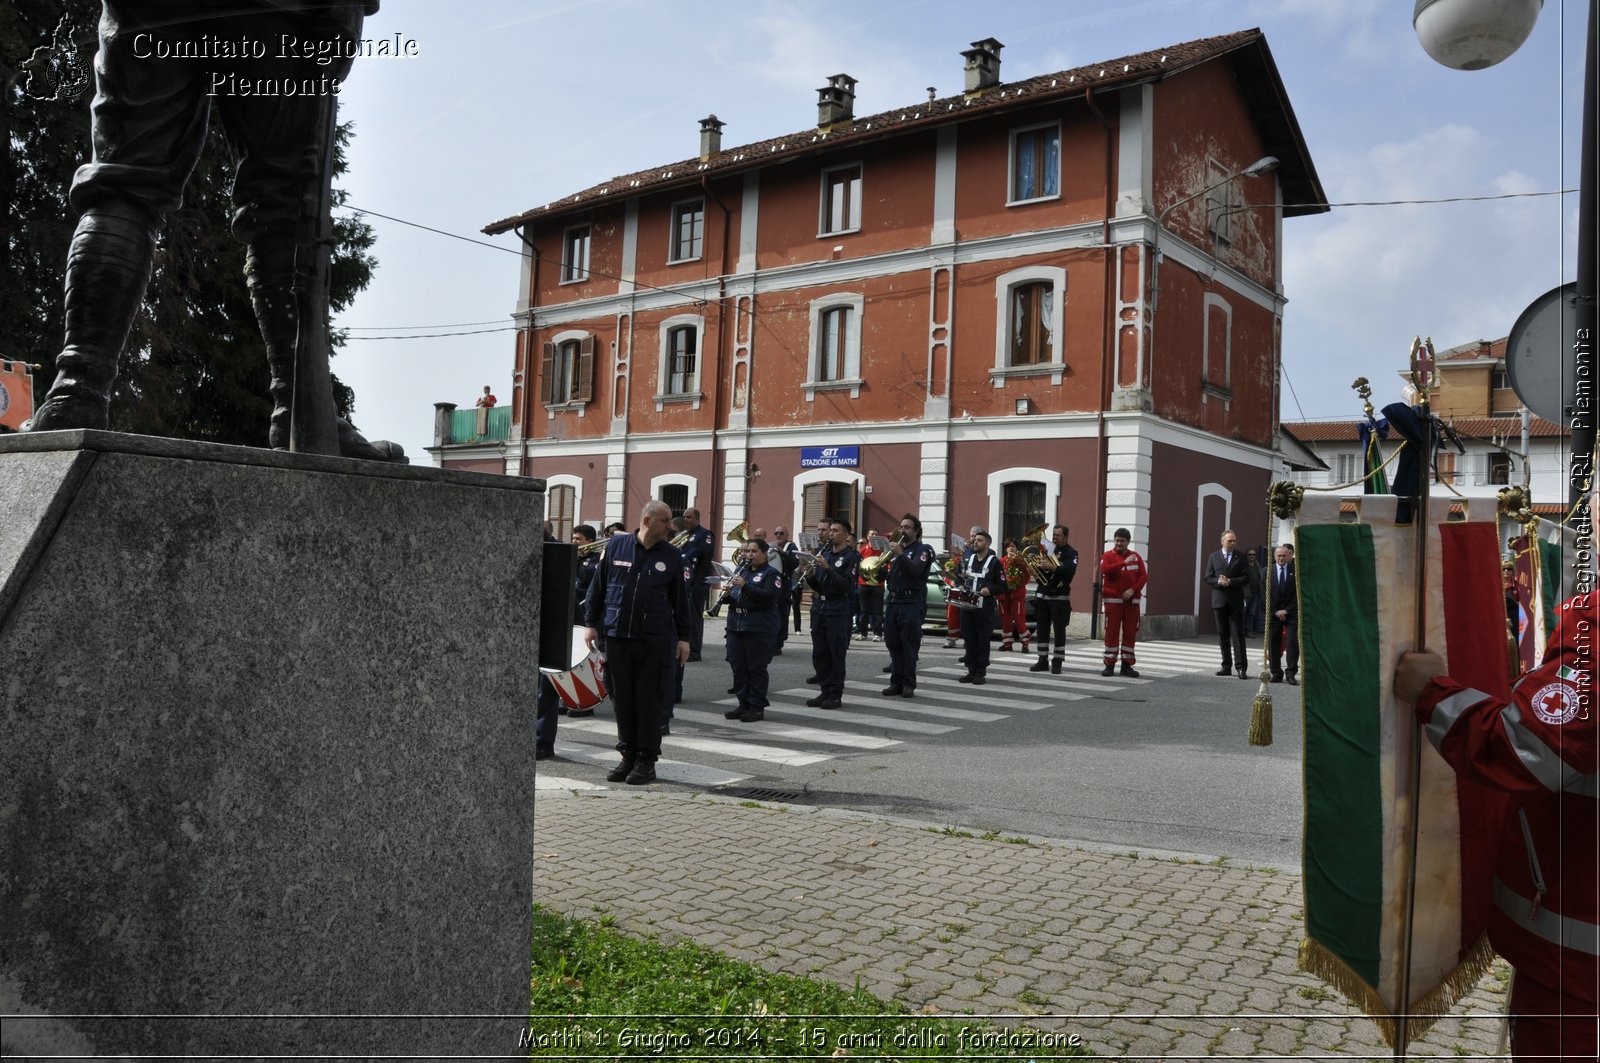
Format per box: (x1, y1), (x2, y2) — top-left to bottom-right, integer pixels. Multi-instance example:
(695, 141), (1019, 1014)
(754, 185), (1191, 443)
(540, 622), (1304, 868)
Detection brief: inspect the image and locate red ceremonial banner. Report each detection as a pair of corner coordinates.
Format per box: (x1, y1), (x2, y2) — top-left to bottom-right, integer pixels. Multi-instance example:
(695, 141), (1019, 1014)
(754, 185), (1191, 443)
(0, 360), (36, 431)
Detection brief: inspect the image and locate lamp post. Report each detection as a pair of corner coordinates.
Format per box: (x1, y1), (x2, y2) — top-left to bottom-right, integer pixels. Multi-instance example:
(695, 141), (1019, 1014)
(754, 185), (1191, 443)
(1146, 155), (1280, 399)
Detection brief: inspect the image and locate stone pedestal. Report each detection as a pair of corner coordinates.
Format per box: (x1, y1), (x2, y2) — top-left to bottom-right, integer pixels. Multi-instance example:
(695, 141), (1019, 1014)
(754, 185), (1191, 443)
(0, 432), (542, 1058)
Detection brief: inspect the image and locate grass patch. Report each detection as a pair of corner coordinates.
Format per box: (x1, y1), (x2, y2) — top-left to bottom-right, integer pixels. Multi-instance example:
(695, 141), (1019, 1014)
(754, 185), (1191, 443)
(527, 905), (1092, 1058)
(1295, 985), (1334, 1002)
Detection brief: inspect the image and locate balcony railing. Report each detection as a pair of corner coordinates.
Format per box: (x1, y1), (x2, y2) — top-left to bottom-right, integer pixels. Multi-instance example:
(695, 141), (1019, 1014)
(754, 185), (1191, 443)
(448, 406), (510, 444)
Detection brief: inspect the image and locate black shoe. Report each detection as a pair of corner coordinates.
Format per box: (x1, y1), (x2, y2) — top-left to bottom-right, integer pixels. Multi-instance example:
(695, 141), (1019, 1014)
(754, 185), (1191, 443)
(727, 686), (737, 694)
(686, 653), (702, 662)
(958, 673), (977, 683)
(804, 695), (828, 707)
(1029, 657), (1049, 672)
(900, 687), (914, 698)
(773, 648), (783, 656)
(605, 757), (636, 782)
(557, 707), (568, 716)
(1287, 675), (1299, 686)
(970, 675), (986, 685)
(625, 760), (656, 785)
(1238, 672), (1251, 681)
(1216, 669), (1232, 677)
(1101, 665), (1115, 677)
(737, 708), (765, 722)
(724, 706), (745, 719)
(535, 747), (554, 761)
(805, 675), (821, 685)
(659, 722), (672, 735)
(1051, 659), (1063, 674)
(1270, 673), (1283, 684)
(882, 664), (893, 673)
(817, 698), (842, 710)
(567, 708), (595, 719)
(1120, 666), (1140, 678)
(881, 685), (905, 697)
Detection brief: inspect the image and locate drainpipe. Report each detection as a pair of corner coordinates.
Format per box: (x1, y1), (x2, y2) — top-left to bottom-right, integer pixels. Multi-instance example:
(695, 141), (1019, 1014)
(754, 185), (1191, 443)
(515, 224), (540, 478)
(1084, 86), (1116, 639)
(701, 174), (732, 535)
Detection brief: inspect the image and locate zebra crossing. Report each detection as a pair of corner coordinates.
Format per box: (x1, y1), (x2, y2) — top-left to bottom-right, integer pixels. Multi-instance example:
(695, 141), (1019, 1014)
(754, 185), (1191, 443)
(536, 638), (1228, 793)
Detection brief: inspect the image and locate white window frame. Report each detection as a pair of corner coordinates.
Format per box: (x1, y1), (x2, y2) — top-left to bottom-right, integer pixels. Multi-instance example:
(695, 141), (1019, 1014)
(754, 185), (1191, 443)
(1007, 122), (1061, 206)
(793, 467), (865, 541)
(668, 197), (704, 264)
(648, 473), (698, 515)
(818, 161), (863, 236)
(560, 225), (590, 283)
(991, 266), (1066, 386)
(545, 328), (590, 414)
(803, 293), (864, 400)
(654, 314), (705, 410)
(985, 467), (1062, 547)
(1201, 293), (1232, 402)
(545, 474), (585, 533)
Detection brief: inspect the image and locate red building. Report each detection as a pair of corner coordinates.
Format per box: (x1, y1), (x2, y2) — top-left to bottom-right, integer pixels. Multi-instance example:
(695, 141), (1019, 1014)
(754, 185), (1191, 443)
(435, 29), (1325, 635)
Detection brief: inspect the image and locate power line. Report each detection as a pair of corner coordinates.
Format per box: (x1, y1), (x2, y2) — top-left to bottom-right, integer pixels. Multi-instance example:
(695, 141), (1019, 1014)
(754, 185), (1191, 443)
(343, 325), (518, 341)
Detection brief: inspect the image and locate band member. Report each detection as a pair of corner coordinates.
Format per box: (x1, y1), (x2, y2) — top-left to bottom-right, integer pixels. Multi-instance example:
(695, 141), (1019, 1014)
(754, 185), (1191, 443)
(855, 532), (884, 641)
(1099, 528), (1148, 677)
(805, 518), (860, 710)
(771, 526), (802, 647)
(999, 538), (1030, 651)
(721, 538), (783, 722)
(583, 500), (691, 786)
(1031, 525), (1079, 674)
(679, 507), (715, 661)
(1266, 543), (1299, 685)
(881, 514), (936, 698)
(1395, 594), (1597, 1063)
(956, 530), (1007, 684)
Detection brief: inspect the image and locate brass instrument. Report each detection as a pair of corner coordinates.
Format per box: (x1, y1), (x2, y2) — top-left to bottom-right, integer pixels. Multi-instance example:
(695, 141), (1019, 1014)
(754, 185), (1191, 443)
(725, 521), (749, 544)
(576, 538), (607, 558)
(856, 530), (907, 586)
(669, 529), (693, 548)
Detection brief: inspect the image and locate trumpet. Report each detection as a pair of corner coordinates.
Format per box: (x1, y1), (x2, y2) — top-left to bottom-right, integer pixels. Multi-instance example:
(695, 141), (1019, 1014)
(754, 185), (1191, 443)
(670, 529), (693, 548)
(577, 538), (608, 558)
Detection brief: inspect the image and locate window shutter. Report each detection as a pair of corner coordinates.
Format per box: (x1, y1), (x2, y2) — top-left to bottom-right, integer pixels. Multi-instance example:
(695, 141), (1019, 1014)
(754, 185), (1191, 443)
(802, 483), (827, 531)
(540, 343), (555, 405)
(573, 335), (596, 403)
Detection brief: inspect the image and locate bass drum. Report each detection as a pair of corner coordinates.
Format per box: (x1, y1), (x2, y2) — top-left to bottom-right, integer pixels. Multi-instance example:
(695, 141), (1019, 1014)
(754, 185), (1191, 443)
(539, 626), (608, 712)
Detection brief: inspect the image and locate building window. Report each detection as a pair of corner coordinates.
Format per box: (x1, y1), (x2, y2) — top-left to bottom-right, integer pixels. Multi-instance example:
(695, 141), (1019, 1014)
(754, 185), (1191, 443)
(666, 325), (697, 395)
(820, 164), (862, 234)
(548, 484), (576, 540)
(1009, 282), (1054, 366)
(1436, 450), (1458, 485)
(670, 200), (703, 263)
(1336, 453), (1358, 484)
(660, 484), (688, 518)
(1488, 452), (1512, 485)
(1491, 368), (1510, 391)
(541, 333), (595, 406)
(561, 226), (590, 283)
(1203, 294), (1232, 393)
(1010, 124), (1060, 203)
(1000, 481), (1046, 546)
(804, 294), (864, 398)
(1206, 160), (1239, 247)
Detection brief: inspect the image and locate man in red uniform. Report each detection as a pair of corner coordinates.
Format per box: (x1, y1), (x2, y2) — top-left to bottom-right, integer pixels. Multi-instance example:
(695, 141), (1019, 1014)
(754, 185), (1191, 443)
(1396, 593), (1598, 1061)
(1099, 528), (1148, 678)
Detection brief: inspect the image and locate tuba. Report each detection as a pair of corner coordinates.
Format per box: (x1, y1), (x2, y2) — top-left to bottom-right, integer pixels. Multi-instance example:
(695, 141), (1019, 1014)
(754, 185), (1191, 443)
(725, 521), (749, 544)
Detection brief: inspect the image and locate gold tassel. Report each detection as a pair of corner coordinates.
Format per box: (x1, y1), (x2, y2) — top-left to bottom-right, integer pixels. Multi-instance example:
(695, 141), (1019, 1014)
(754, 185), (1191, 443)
(1298, 933), (1498, 1049)
(1248, 665), (1273, 746)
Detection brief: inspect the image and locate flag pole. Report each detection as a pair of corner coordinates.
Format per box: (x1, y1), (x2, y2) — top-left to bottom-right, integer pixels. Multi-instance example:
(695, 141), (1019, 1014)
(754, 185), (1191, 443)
(1393, 336), (1437, 1061)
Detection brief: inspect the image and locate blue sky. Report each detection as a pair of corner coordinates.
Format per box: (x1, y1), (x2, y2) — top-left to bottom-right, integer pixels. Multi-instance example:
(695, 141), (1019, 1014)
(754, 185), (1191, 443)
(332, 0), (1585, 461)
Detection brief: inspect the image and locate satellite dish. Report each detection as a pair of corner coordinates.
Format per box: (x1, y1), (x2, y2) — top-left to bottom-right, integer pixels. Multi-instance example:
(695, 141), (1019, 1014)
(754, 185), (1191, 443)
(1505, 282), (1579, 425)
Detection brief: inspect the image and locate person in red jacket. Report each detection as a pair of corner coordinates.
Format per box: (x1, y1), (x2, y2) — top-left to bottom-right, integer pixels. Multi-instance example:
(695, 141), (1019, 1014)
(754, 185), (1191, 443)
(1098, 528), (1148, 678)
(1396, 592), (1598, 1062)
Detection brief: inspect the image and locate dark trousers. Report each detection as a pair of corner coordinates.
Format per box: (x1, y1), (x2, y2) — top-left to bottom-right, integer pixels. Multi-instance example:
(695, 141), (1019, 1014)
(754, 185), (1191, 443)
(883, 598), (924, 689)
(1215, 602), (1248, 673)
(789, 586), (803, 633)
(810, 606), (852, 699)
(1268, 615), (1299, 678)
(728, 629), (775, 711)
(856, 584), (884, 636)
(1035, 596), (1071, 657)
(535, 675), (559, 752)
(959, 603), (996, 676)
(688, 584), (709, 656)
(607, 637), (673, 760)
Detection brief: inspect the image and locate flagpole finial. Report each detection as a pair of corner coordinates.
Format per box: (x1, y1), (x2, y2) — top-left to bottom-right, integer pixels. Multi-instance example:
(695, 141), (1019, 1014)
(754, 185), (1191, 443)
(1352, 377), (1377, 420)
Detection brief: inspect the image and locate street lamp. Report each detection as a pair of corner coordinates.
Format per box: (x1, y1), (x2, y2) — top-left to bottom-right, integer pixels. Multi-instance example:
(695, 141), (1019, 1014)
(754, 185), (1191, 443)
(1413, 0), (1543, 69)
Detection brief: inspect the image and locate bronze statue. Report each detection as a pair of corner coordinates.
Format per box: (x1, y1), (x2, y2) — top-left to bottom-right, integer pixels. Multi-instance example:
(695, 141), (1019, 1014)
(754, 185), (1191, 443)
(26, 1), (404, 463)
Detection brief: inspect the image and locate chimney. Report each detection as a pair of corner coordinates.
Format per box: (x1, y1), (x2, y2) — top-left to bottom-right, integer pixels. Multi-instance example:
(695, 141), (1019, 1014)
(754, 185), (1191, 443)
(816, 73), (857, 128)
(698, 114), (725, 160)
(962, 38), (1003, 92)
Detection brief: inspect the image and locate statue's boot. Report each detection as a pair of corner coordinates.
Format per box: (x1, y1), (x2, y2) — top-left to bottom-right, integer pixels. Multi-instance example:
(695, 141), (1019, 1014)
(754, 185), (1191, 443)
(247, 236), (406, 464)
(28, 208), (156, 431)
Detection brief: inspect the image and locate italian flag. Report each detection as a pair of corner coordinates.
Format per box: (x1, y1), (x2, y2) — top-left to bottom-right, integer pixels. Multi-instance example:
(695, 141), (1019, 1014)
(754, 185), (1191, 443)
(1295, 494), (1509, 1046)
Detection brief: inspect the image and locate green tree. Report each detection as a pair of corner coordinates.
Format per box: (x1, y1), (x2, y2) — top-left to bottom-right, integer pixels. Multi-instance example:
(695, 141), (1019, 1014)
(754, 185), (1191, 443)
(0, 2), (377, 444)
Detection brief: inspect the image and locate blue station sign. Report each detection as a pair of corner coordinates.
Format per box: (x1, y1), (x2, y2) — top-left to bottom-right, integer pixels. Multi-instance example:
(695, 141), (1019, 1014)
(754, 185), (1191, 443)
(800, 445), (860, 468)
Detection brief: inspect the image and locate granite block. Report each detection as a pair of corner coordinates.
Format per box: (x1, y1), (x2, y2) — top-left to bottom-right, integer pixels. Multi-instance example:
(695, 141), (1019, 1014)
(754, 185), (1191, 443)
(0, 432), (544, 1058)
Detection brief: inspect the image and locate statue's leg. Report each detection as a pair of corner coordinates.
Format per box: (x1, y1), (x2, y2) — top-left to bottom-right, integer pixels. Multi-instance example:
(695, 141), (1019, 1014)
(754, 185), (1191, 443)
(29, 206), (156, 431)
(243, 233), (299, 450)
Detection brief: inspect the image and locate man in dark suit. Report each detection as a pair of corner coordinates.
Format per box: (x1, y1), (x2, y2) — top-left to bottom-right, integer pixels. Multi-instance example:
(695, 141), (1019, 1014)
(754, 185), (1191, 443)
(1266, 543), (1299, 685)
(1204, 529), (1250, 679)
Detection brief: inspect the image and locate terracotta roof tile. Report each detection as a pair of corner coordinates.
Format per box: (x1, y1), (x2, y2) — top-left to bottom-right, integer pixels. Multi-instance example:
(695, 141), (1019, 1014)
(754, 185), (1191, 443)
(485, 28), (1325, 234)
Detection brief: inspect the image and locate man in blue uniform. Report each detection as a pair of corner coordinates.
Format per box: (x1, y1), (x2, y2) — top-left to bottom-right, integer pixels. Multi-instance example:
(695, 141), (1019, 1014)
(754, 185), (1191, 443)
(583, 501), (691, 785)
(1030, 525), (1079, 675)
(956, 530), (1007, 684)
(881, 514), (936, 698)
(721, 537), (783, 722)
(679, 507), (715, 661)
(804, 518), (860, 710)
